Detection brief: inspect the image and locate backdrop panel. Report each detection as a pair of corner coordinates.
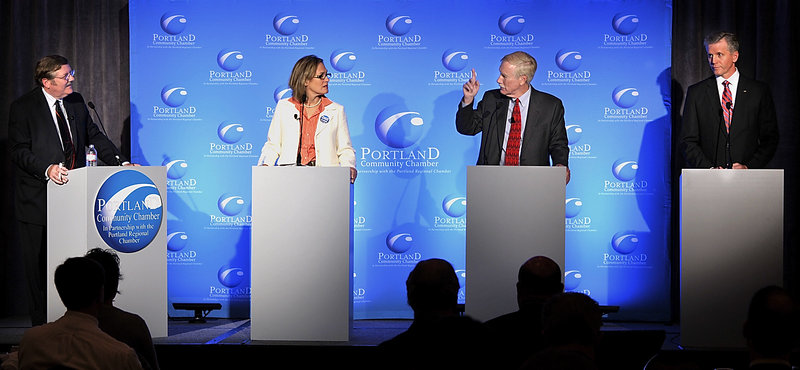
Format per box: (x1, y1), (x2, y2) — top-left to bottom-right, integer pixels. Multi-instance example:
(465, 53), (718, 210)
(130, 0), (672, 320)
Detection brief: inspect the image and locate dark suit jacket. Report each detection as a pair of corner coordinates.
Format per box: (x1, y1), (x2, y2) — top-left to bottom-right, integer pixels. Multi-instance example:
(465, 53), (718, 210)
(9, 88), (124, 225)
(680, 75), (779, 168)
(456, 87), (569, 167)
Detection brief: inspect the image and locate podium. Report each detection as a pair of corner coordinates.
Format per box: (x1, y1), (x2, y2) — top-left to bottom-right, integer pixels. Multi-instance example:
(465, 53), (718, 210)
(465, 166), (566, 322)
(250, 166), (353, 342)
(680, 169), (783, 349)
(46, 166), (167, 338)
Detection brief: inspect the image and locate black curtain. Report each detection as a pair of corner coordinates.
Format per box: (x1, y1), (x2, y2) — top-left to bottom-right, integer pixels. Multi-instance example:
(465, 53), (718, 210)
(1, 0), (797, 318)
(671, 0), (800, 319)
(0, 0), (130, 316)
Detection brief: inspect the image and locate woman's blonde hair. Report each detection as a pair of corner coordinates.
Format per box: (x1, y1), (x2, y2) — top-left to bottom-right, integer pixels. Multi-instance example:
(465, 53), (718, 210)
(289, 55), (324, 102)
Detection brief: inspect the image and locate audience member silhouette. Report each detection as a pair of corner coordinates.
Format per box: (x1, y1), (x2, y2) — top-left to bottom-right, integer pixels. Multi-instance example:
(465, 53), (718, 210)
(484, 255), (563, 368)
(85, 248), (160, 370)
(521, 292), (602, 370)
(378, 258), (491, 368)
(742, 285), (798, 369)
(17, 257), (142, 369)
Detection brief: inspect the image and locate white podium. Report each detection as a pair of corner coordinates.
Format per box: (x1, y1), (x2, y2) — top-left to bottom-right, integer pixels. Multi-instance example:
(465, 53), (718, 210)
(46, 166), (167, 338)
(251, 166), (353, 342)
(680, 169), (784, 349)
(465, 166), (566, 322)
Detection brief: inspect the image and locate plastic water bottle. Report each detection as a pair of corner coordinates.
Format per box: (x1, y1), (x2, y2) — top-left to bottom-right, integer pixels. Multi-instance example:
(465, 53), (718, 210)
(86, 145), (98, 167)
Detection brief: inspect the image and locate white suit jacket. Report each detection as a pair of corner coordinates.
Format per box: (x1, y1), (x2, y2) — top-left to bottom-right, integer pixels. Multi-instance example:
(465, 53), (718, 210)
(257, 98), (356, 167)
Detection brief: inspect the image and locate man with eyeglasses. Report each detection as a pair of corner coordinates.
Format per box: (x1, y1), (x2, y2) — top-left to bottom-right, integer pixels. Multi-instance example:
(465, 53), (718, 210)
(8, 55), (129, 326)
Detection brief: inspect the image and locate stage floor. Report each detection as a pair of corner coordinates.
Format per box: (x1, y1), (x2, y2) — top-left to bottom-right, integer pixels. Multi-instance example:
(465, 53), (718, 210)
(1, 314), (680, 347)
(2, 315), (763, 370)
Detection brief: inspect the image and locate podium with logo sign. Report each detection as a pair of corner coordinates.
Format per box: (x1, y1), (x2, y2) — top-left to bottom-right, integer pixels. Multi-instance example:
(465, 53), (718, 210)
(465, 166), (566, 322)
(250, 166), (353, 342)
(46, 166), (167, 338)
(680, 169), (783, 349)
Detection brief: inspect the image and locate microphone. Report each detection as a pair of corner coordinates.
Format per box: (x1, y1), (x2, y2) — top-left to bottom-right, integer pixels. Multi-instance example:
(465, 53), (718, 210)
(724, 101), (733, 168)
(296, 94), (307, 166)
(87, 101), (110, 137)
(88, 101), (124, 165)
(294, 114), (299, 120)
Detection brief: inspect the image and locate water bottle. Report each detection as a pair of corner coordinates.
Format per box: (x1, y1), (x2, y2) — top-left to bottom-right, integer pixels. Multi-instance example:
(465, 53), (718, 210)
(86, 144), (98, 167)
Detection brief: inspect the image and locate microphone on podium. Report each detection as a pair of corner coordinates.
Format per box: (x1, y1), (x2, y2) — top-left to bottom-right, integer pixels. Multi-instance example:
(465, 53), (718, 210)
(724, 101), (733, 168)
(88, 101), (124, 166)
(87, 101), (110, 137)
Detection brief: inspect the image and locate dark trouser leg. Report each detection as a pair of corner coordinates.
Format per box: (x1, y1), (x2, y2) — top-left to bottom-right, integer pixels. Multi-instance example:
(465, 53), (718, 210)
(18, 221), (46, 326)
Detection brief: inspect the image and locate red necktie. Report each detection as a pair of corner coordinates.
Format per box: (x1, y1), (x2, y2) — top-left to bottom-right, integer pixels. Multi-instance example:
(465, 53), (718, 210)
(504, 98), (521, 166)
(721, 80), (732, 133)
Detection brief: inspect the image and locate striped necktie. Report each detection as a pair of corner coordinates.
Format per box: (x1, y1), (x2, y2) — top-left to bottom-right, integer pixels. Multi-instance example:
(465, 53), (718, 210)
(721, 80), (732, 132)
(54, 100), (75, 169)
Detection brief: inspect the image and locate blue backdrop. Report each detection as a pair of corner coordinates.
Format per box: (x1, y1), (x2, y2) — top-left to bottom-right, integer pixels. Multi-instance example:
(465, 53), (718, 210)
(130, 0), (672, 321)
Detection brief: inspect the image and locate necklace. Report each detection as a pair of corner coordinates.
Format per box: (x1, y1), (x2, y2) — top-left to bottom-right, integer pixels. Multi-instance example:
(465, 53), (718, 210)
(304, 99), (322, 108)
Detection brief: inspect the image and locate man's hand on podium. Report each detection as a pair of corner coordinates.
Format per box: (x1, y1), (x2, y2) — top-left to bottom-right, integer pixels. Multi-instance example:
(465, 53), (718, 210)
(712, 163), (748, 169)
(47, 163), (69, 185)
(350, 167), (357, 184)
(556, 163), (570, 185)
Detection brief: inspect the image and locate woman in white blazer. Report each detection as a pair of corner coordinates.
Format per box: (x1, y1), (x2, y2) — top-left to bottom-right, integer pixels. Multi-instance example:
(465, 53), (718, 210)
(257, 55), (357, 183)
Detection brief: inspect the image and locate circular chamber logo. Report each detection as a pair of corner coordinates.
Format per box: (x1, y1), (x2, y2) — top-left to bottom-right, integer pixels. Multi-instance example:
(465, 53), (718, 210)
(163, 159), (188, 179)
(442, 49), (469, 72)
(217, 122), (245, 144)
(555, 49), (582, 72)
(566, 124), (583, 145)
(442, 194), (467, 217)
(94, 170), (163, 253)
(160, 13), (187, 35)
(330, 50), (357, 72)
(385, 13), (413, 36)
(498, 13), (526, 35)
(612, 86), (639, 108)
(375, 105), (424, 148)
(217, 49), (244, 71)
(161, 84), (188, 107)
(565, 197), (583, 218)
(564, 270), (582, 290)
(273, 85), (292, 103)
(386, 230), (414, 253)
(611, 231), (640, 254)
(612, 13), (639, 35)
(612, 159), (638, 181)
(273, 13), (300, 35)
(167, 231), (188, 251)
(217, 193), (245, 216)
(218, 265), (245, 287)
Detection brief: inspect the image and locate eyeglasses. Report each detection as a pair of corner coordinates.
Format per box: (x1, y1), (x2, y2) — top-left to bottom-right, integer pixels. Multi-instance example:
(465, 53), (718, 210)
(53, 70), (76, 81)
(313, 72), (331, 80)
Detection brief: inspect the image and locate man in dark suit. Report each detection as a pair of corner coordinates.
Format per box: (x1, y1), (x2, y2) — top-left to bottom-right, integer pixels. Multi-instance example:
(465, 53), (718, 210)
(456, 51), (570, 183)
(680, 32), (779, 169)
(8, 55), (127, 325)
